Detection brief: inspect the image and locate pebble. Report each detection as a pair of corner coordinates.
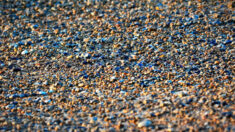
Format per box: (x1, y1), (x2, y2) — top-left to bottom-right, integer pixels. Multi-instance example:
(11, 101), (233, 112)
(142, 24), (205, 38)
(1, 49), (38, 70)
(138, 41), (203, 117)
(138, 120), (152, 127)
(110, 76), (117, 82)
(38, 91), (47, 95)
(0, 0), (234, 131)
(21, 50), (29, 55)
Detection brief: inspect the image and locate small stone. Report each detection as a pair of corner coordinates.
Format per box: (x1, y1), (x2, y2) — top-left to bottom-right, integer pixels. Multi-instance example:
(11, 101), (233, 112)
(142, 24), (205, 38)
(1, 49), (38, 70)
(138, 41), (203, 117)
(39, 91), (47, 95)
(89, 117), (98, 124)
(67, 55), (73, 60)
(110, 76), (117, 82)
(21, 50), (29, 55)
(84, 38), (90, 43)
(54, 29), (59, 34)
(138, 120), (152, 127)
(131, 54), (137, 60)
(82, 53), (91, 58)
(214, 61), (220, 65)
(174, 91), (188, 97)
(49, 84), (56, 91)
(78, 83), (85, 87)
(43, 81), (48, 85)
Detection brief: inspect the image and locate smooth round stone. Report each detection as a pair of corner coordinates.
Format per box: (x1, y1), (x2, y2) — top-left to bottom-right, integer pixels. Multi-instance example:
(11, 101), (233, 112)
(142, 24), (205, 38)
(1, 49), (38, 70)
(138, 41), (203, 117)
(39, 91), (47, 95)
(21, 50), (29, 55)
(138, 120), (152, 127)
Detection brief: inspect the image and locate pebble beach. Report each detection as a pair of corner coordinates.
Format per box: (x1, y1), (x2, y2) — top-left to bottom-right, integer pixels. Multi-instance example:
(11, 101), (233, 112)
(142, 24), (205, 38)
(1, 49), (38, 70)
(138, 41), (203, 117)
(0, 0), (234, 131)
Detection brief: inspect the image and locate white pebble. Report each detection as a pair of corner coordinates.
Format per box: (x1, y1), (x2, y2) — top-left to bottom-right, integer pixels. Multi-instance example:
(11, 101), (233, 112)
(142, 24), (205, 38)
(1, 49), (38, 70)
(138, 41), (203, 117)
(21, 50), (29, 55)
(138, 119), (152, 127)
